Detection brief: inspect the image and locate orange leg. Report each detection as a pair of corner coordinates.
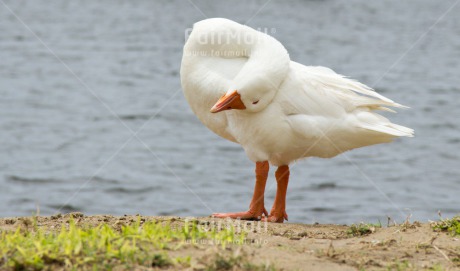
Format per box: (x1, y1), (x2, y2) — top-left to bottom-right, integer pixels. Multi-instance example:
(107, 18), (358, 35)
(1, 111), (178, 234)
(263, 165), (289, 223)
(212, 161), (269, 220)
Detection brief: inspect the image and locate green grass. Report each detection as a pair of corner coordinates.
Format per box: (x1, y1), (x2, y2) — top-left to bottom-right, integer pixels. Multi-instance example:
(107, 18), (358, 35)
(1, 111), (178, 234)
(0, 217), (246, 270)
(205, 253), (276, 271)
(347, 222), (382, 237)
(431, 216), (460, 236)
(386, 260), (412, 271)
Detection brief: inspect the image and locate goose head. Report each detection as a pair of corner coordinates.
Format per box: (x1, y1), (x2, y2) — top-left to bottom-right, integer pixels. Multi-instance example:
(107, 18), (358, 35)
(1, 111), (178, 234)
(210, 74), (278, 114)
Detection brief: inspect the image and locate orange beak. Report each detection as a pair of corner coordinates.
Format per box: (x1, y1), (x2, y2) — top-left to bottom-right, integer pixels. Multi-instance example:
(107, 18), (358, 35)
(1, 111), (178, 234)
(210, 90), (246, 113)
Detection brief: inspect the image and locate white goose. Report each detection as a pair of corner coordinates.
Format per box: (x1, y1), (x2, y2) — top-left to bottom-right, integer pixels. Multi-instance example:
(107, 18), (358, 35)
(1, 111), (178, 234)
(180, 18), (413, 223)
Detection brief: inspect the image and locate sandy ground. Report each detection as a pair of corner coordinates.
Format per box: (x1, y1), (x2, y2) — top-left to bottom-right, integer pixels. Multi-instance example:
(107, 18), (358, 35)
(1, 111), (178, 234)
(1, 214), (459, 270)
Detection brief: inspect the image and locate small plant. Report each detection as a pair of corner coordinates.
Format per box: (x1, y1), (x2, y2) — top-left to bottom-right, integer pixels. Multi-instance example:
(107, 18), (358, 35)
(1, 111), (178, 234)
(429, 263), (445, 271)
(347, 222), (381, 236)
(453, 257), (460, 267)
(151, 253), (171, 267)
(431, 216), (460, 236)
(205, 254), (275, 271)
(208, 254), (240, 270)
(387, 260), (412, 271)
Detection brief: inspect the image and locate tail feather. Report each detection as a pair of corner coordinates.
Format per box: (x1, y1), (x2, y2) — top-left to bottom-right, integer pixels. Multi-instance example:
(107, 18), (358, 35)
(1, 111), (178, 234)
(360, 123), (414, 137)
(357, 110), (414, 137)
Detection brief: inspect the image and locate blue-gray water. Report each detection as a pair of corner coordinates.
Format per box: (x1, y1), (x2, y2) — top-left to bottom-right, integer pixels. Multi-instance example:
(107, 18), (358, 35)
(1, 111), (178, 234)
(1, 0), (459, 224)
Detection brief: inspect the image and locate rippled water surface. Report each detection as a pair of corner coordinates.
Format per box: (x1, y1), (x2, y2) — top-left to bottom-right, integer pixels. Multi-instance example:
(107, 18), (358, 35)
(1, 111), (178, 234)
(1, 0), (459, 224)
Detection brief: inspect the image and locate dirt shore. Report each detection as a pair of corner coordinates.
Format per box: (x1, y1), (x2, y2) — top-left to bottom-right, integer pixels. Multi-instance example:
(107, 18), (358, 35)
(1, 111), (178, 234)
(1, 214), (459, 270)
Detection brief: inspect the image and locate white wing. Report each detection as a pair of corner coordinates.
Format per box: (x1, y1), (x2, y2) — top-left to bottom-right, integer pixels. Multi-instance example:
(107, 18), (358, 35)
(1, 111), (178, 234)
(279, 63), (413, 157)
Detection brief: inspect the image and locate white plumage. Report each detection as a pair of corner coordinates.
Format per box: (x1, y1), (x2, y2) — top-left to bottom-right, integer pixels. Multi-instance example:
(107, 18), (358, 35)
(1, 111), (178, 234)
(181, 18), (413, 167)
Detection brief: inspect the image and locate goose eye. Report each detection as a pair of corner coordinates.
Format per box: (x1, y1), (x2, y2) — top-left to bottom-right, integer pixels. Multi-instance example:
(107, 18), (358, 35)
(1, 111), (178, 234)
(252, 100), (259, 105)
